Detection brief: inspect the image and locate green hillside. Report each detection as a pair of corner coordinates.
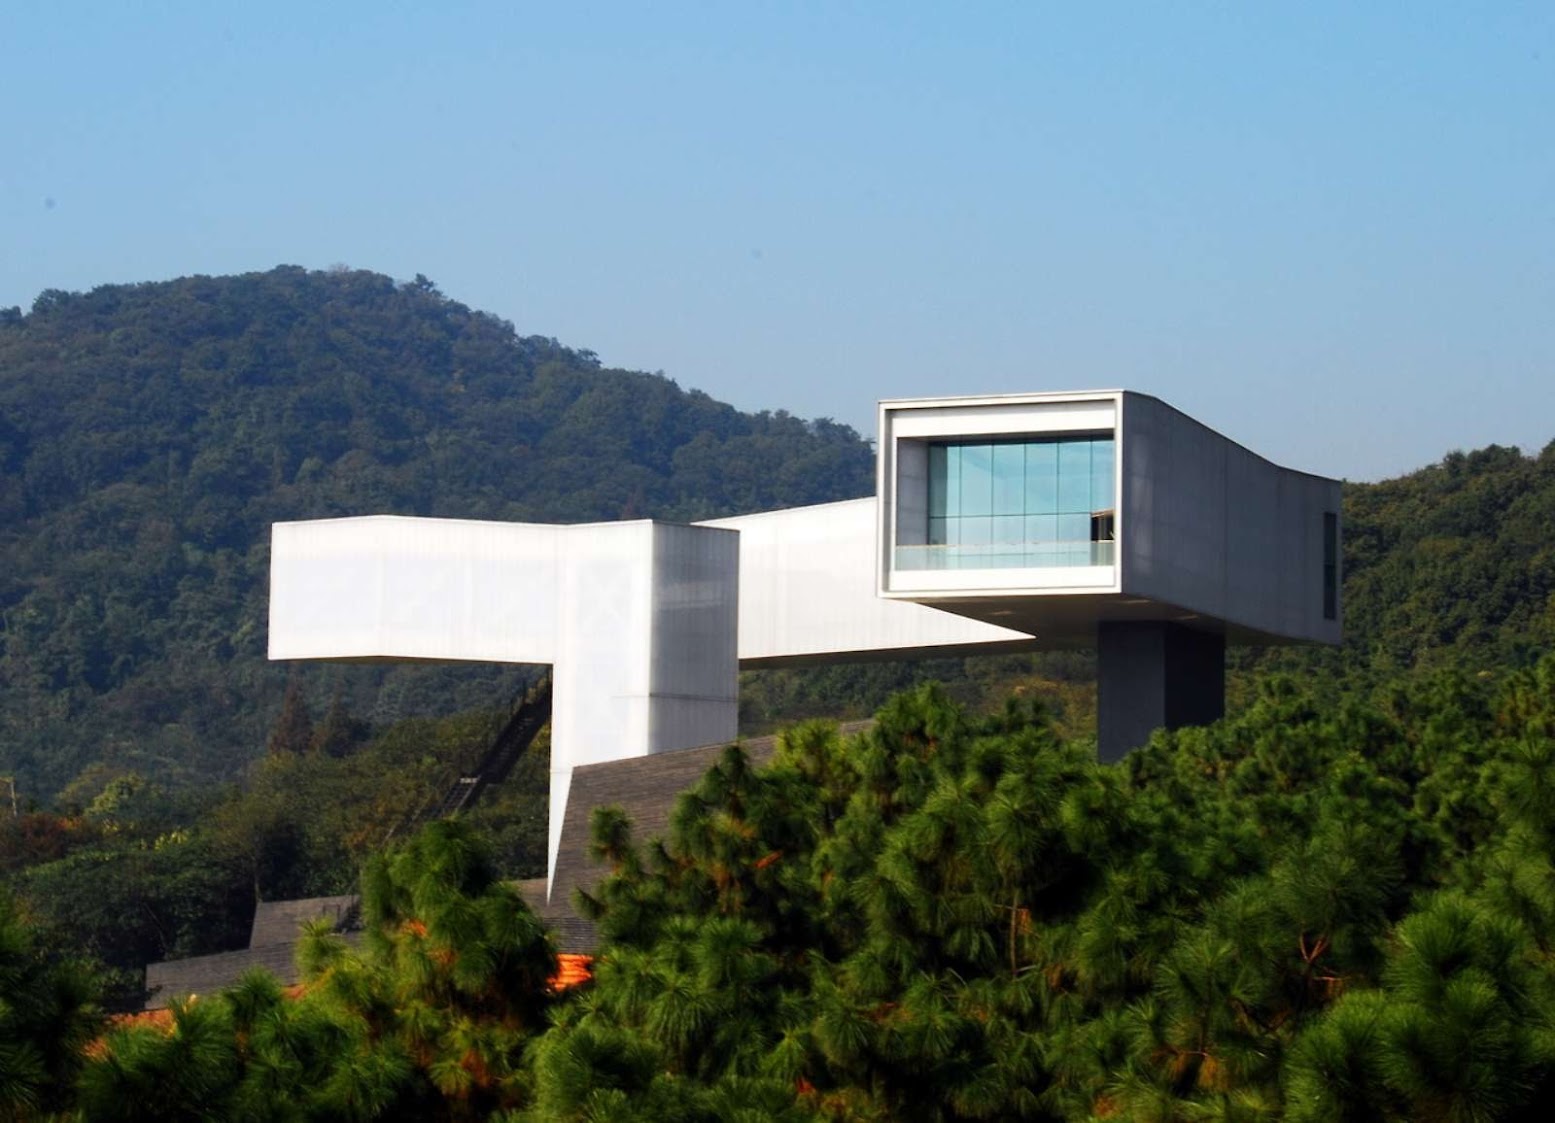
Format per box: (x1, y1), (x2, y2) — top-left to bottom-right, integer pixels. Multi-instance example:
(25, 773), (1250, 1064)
(1338, 443), (1555, 671)
(2, 264), (1553, 1052)
(1223, 441), (1555, 714)
(3, 264), (1552, 807)
(0, 267), (874, 799)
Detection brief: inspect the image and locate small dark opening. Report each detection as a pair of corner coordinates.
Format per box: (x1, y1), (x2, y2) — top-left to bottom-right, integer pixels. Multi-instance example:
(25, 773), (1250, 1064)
(1322, 512), (1337, 620)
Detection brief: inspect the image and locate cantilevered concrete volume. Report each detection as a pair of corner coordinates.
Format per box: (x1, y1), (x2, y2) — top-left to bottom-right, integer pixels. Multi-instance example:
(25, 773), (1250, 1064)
(268, 390), (1342, 891)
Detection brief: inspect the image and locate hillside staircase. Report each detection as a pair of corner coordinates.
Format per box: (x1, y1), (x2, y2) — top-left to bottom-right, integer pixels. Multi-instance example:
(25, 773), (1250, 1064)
(387, 677), (552, 843)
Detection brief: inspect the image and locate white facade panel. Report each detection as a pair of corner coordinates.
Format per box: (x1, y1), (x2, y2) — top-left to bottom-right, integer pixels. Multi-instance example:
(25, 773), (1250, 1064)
(648, 523), (740, 716)
(555, 522), (656, 769)
(269, 516), (562, 664)
(886, 397), (1118, 439)
(1223, 444), (1283, 629)
(700, 499), (1032, 665)
(888, 565), (1115, 594)
(1119, 394), (1229, 616)
(895, 441), (930, 548)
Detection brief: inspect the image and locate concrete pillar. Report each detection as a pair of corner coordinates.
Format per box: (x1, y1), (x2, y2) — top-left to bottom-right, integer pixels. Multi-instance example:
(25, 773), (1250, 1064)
(1096, 621), (1225, 762)
(547, 521), (739, 895)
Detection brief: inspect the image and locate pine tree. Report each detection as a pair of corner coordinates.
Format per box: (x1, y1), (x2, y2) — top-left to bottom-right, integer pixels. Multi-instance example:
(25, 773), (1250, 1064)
(83, 820), (559, 1121)
(312, 687), (367, 758)
(0, 891), (101, 1118)
(298, 818), (558, 1117)
(266, 677), (314, 757)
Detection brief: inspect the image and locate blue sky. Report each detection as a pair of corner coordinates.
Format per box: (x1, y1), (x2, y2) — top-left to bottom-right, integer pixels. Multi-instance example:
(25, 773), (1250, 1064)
(4, 2), (1552, 480)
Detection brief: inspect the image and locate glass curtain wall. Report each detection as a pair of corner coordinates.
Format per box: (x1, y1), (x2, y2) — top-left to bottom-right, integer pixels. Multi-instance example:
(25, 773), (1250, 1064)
(899, 435), (1115, 570)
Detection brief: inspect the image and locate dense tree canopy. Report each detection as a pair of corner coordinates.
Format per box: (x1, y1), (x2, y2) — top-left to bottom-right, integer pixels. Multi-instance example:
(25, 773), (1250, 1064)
(0, 267), (874, 799)
(23, 655), (1553, 1120)
(4, 264), (1555, 1117)
(540, 660), (1555, 1120)
(0, 703), (547, 1010)
(82, 820), (556, 1121)
(0, 891), (100, 1118)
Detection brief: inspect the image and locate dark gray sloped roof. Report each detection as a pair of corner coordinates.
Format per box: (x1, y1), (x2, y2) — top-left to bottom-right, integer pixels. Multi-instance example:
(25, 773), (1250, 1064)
(249, 895), (360, 948)
(142, 724), (871, 1006)
(546, 723), (872, 952)
(514, 877), (548, 908)
(144, 934), (364, 1009)
(146, 894), (364, 1010)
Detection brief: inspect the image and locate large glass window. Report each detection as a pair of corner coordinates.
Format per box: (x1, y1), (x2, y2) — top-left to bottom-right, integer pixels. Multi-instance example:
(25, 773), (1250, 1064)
(901, 435), (1116, 570)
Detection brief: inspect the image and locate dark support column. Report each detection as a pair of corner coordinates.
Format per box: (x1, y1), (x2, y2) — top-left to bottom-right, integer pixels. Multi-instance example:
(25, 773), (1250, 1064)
(1096, 622), (1225, 763)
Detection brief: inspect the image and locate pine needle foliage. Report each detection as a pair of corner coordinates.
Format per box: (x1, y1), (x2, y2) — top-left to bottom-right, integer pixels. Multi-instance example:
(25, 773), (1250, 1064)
(42, 652), (1555, 1118)
(550, 660), (1555, 1120)
(80, 820), (557, 1120)
(0, 891), (100, 1120)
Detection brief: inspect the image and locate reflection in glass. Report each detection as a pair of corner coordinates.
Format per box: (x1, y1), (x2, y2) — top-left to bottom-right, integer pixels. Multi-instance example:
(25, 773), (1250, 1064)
(1025, 442), (1058, 515)
(960, 444), (993, 517)
(1093, 439), (1115, 512)
(992, 444), (1025, 515)
(1057, 441), (1092, 513)
(911, 433), (1117, 571)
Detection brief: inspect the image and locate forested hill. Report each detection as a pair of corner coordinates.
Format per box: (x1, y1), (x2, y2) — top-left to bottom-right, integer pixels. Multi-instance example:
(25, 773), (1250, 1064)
(1, 265), (1551, 803)
(1247, 441), (1555, 691)
(1341, 443), (1555, 671)
(0, 267), (874, 798)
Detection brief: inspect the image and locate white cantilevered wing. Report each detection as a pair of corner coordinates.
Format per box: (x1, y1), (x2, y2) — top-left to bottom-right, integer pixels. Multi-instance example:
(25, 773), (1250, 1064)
(699, 498), (1033, 665)
(268, 503), (1032, 891)
(269, 515), (565, 665)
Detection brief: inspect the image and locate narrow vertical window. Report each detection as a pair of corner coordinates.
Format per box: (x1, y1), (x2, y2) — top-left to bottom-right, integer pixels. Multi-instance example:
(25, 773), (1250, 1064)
(991, 443), (1025, 516)
(1322, 512), (1337, 620)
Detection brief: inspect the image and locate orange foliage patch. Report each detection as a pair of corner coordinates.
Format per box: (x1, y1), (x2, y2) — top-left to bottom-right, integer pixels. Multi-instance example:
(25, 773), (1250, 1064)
(107, 1007), (175, 1034)
(551, 954), (592, 992)
(95, 963), (589, 1063)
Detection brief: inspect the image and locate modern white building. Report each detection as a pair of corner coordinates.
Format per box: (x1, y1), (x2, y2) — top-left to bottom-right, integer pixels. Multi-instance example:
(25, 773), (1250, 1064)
(268, 390), (1341, 890)
(875, 391), (1341, 757)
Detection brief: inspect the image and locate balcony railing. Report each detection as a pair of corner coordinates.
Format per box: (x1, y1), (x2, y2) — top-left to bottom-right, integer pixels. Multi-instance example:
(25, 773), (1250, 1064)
(894, 539), (1115, 571)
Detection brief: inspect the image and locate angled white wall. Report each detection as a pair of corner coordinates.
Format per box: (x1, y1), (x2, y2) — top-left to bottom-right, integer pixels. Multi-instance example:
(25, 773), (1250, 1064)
(699, 498), (1033, 665)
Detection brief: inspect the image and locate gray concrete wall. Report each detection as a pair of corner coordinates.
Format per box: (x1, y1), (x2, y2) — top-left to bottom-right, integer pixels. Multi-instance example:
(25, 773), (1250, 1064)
(1097, 622), (1226, 761)
(1119, 393), (1341, 645)
(894, 440), (930, 547)
(648, 522), (740, 754)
